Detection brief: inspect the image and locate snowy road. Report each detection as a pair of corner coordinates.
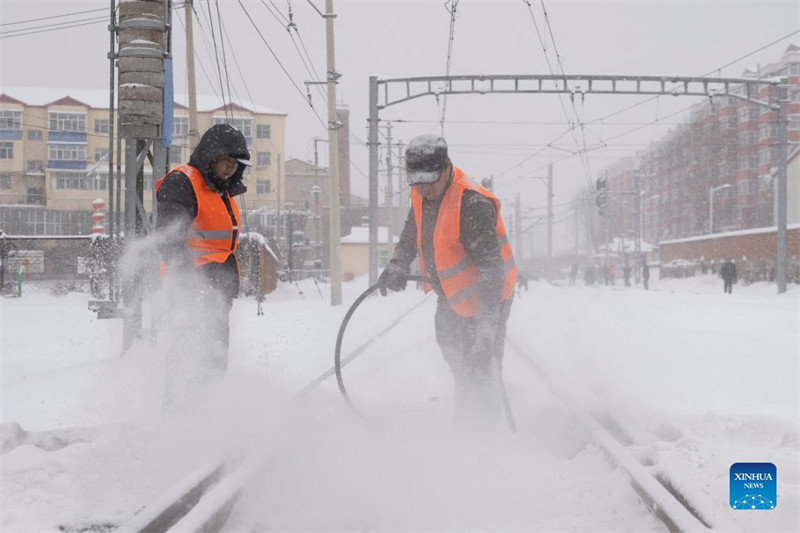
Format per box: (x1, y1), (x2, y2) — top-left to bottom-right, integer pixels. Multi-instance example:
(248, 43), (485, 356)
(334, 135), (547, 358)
(1, 275), (798, 531)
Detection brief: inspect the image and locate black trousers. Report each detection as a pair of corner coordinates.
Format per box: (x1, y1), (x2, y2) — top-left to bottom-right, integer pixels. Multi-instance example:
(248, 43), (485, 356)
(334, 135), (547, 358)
(724, 280), (733, 293)
(434, 295), (513, 428)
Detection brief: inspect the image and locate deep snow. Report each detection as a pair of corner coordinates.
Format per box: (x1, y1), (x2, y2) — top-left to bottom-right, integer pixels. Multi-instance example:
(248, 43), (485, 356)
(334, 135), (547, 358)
(1, 273), (798, 531)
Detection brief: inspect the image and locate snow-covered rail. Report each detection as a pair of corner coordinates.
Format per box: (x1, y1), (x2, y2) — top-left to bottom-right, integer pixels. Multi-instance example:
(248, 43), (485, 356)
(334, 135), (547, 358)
(505, 336), (741, 533)
(116, 297), (428, 532)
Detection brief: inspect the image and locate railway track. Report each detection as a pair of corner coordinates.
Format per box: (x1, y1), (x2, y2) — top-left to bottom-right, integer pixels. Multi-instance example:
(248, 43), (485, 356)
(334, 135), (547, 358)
(113, 299), (741, 533)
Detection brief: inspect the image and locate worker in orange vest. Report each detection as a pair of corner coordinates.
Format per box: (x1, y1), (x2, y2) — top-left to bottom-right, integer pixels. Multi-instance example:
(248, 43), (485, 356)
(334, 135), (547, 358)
(379, 135), (517, 428)
(155, 124), (251, 405)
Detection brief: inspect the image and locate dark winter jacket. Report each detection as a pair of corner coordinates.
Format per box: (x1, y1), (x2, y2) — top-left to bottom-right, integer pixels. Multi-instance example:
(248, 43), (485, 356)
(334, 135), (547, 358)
(391, 168), (505, 310)
(721, 261), (737, 283)
(156, 124), (251, 300)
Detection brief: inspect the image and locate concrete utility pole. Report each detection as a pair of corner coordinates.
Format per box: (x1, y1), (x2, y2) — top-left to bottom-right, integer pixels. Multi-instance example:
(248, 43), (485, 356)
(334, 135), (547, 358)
(185, 0), (199, 150)
(547, 163), (553, 282)
(325, 0), (342, 306)
(634, 171), (642, 283)
(385, 122), (394, 249)
(776, 83), (789, 294)
(515, 193), (523, 263)
(313, 138), (327, 264)
(368, 76), (379, 286)
(276, 153), (281, 240)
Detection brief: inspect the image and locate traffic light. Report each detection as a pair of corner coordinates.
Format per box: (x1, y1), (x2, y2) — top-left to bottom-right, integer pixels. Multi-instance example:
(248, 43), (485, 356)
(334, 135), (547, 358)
(481, 177), (494, 192)
(595, 176), (607, 216)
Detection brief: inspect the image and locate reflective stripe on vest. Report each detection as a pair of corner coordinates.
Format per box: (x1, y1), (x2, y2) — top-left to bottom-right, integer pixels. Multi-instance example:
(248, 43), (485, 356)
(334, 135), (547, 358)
(411, 167), (517, 317)
(155, 163), (240, 267)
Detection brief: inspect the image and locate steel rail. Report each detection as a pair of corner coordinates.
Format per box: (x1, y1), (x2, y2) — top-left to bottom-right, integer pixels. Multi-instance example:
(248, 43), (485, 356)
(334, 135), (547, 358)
(505, 335), (741, 532)
(116, 292), (433, 532)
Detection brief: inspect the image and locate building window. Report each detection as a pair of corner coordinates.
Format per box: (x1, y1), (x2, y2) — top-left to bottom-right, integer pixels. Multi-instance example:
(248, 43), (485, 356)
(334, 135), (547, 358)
(28, 129), (43, 141)
(759, 147), (778, 166)
(52, 172), (108, 190)
(48, 143), (86, 161)
(27, 187), (45, 205)
(94, 119), (110, 134)
(48, 112), (86, 133)
(169, 147), (183, 167)
(0, 110), (22, 130)
(257, 180), (271, 194)
(256, 151), (271, 167)
(758, 123), (777, 140)
(0, 173), (11, 189)
(257, 124), (271, 138)
(789, 117), (800, 131)
(27, 160), (44, 173)
(0, 142), (13, 159)
(212, 117), (252, 140)
(173, 116), (189, 137)
(94, 147), (109, 162)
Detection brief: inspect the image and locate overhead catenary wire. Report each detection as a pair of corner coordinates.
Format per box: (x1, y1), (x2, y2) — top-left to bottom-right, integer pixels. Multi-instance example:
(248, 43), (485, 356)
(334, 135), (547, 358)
(204, 0), (232, 121)
(214, 0), (236, 121)
(494, 28), (800, 184)
(440, 0), (460, 135)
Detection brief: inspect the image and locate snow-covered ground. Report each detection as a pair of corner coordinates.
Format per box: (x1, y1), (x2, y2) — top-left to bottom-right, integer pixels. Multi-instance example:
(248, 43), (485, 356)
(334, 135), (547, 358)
(1, 273), (798, 531)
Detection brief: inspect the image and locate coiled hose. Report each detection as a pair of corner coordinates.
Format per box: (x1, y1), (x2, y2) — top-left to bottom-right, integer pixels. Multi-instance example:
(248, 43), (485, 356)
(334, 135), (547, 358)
(334, 274), (516, 432)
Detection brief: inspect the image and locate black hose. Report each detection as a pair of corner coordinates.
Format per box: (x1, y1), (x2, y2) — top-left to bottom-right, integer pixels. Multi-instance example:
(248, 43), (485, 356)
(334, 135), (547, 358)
(334, 274), (516, 433)
(334, 275), (428, 417)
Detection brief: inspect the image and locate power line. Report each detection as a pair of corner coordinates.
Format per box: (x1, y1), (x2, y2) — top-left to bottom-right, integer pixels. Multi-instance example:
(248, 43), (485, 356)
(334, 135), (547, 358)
(204, 0), (231, 120)
(496, 27), (800, 181)
(0, 7), (107, 27)
(0, 16), (107, 39)
(214, 0), (235, 120)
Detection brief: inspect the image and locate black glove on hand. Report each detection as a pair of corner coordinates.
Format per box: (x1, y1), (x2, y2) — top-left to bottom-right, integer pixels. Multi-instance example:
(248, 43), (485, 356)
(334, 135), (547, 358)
(378, 261), (408, 296)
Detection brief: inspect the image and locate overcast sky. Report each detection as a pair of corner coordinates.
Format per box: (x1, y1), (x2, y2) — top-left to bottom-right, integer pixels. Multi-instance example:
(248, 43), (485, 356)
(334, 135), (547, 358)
(2, 0), (798, 235)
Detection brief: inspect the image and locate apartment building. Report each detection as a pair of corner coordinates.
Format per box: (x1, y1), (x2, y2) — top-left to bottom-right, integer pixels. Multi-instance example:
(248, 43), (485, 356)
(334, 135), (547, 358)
(602, 44), (800, 245)
(0, 87), (285, 234)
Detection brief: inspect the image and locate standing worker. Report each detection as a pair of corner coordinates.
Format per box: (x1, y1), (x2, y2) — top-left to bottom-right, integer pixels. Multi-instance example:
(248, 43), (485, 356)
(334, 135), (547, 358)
(155, 123), (250, 407)
(378, 135), (517, 429)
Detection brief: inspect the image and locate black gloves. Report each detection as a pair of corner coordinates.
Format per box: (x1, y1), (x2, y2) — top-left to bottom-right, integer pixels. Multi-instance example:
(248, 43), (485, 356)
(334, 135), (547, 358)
(378, 261), (408, 296)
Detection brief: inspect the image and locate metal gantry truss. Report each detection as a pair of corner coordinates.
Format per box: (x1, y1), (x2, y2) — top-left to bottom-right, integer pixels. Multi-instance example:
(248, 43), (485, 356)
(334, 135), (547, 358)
(367, 73), (790, 293)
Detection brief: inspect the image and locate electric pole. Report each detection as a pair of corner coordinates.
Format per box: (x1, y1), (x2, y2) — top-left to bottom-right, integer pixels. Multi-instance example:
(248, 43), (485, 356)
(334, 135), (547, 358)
(547, 163), (553, 282)
(325, 0), (342, 306)
(185, 0), (199, 150)
(385, 122), (394, 249)
(515, 193), (523, 263)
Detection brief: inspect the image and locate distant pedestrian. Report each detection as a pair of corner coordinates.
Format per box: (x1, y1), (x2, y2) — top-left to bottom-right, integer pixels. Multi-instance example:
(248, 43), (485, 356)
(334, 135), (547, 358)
(517, 271), (529, 293)
(641, 262), (650, 290)
(623, 265), (631, 287)
(569, 263), (578, 285)
(721, 258), (737, 294)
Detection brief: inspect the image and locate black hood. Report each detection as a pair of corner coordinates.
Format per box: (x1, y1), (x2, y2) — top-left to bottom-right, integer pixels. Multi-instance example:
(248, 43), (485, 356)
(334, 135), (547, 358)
(188, 123), (250, 196)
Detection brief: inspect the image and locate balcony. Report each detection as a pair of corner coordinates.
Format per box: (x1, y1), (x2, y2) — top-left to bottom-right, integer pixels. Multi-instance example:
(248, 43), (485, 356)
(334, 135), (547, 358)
(48, 131), (87, 143)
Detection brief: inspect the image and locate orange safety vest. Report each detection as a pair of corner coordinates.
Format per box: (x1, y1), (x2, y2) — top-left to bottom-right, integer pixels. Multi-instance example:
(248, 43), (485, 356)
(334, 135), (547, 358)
(155, 164), (240, 268)
(411, 167), (517, 317)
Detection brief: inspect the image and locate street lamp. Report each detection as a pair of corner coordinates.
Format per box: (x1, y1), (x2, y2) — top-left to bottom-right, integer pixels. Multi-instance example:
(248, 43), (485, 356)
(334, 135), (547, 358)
(709, 184), (733, 234)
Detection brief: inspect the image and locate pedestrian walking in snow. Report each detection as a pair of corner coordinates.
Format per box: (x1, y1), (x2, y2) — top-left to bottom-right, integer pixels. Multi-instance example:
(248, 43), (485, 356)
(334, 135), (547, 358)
(721, 258), (737, 294)
(378, 135), (517, 430)
(155, 124), (251, 409)
(641, 261), (650, 290)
